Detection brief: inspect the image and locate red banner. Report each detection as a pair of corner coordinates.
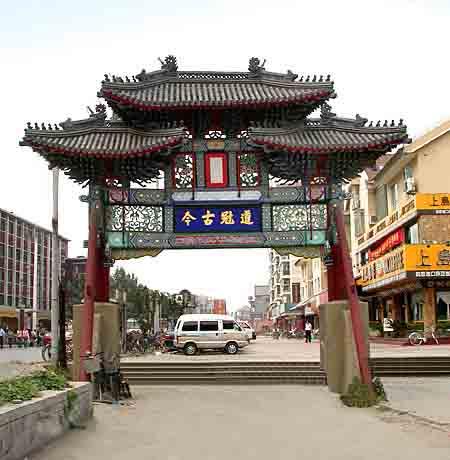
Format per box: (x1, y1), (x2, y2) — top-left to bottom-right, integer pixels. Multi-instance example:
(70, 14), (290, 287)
(213, 299), (227, 315)
(369, 228), (404, 261)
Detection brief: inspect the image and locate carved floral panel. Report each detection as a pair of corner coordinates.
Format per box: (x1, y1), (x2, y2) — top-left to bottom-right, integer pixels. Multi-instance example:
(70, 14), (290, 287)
(173, 153), (195, 189)
(238, 153), (259, 187)
(107, 205), (163, 232)
(272, 204), (327, 231)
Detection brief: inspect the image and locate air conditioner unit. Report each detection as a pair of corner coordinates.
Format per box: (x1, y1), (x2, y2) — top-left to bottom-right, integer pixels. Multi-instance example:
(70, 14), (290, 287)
(369, 215), (378, 226)
(406, 177), (416, 195)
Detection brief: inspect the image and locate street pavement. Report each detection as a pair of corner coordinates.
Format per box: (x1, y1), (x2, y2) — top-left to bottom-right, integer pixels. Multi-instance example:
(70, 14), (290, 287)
(30, 385), (450, 460)
(382, 377), (450, 424)
(0, 347), (43, 380)
(121, 335), (450, 362)
(0, 346), (42, 363)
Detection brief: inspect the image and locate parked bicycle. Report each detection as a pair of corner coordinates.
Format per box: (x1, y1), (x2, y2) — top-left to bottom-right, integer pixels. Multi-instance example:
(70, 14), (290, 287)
(408, 326), (439, 346)
(82, 351), (131, 403)
(41, 334), (73, 361)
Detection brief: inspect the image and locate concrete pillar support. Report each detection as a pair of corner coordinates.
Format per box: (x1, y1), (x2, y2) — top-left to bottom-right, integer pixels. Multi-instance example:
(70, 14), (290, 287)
(320, 300), (369, 394)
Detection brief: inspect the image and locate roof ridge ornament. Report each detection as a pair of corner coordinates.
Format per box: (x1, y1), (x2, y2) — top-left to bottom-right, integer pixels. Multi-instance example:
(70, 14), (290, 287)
(159, 55), (178, 73)
(320, 103), (336, 121)
(248, 57), (266, 74)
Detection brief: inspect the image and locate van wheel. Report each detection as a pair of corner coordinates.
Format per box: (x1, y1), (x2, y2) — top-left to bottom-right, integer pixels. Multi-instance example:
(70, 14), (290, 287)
(225, 342), (238, 355)
(184, 343), (197, 356)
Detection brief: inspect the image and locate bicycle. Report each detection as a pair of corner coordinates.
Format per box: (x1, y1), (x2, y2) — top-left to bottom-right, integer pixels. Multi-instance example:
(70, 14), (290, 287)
(408, 327), (439, 346)
(82, 351), (131, 403)
(41, 338), (74, 361)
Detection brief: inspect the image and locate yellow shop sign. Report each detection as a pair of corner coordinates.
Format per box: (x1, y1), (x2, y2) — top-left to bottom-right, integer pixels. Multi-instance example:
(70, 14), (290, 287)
(404, 244), (450, 270)
(415, 193), (450, 213)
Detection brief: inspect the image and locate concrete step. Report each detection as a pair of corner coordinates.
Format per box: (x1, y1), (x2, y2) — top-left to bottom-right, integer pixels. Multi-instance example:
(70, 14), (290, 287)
(126, 375), (327, 385)
(123, 370), (326, 377)
(372, 369), (450, 376)
(121, 364), (323, 371)
(121, 360), (326, 385)
(121, 361), (321, 367)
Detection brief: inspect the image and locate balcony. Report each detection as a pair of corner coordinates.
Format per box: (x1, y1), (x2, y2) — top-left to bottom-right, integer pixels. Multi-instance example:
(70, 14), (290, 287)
(356, 193), (450, 251)
(357, 243), (450, 292)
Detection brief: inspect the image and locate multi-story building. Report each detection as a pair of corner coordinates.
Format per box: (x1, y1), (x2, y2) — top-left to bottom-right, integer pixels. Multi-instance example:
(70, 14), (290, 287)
(291, 257), (327, 329)
(252, 285), (270, 319)
(348, 119), (450, 333)
(268, 250), (301, 322)
(0, 208), (69, 330)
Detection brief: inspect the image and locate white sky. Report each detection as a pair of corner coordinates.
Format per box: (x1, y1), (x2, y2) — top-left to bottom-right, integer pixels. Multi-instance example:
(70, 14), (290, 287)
(1, 0), (449, 311)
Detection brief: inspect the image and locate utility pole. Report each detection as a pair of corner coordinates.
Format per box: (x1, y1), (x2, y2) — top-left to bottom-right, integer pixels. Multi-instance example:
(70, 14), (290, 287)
(51, 168), (60, 365)
(153, 292), (160, 333)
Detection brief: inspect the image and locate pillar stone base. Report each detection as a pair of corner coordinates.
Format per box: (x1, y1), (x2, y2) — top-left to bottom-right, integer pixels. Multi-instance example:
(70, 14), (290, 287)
(72, 302), (121, 381)
(320, 300), (369, 394)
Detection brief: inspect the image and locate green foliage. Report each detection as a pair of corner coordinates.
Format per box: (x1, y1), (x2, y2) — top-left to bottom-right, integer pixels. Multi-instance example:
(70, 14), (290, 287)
(110, 267), (187, 331)
(29, 368), (68, 391)
(407, 322), (424, 332)
(437, 321), (450, 336)
(369, 322), (383, 333)
(392, 321), (408, 337)
(0, 378), (39, 404)
(372, 377), (388, 402)
(340, 376), (388, 408)
(0, 368), (69, 405)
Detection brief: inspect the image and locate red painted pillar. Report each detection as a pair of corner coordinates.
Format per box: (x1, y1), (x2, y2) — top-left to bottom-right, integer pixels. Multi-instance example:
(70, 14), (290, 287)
(326, 243), (348, 301)
(79, 211), (97, 381)
(334, 205), (372, 387)
(95, 244), (110, 303)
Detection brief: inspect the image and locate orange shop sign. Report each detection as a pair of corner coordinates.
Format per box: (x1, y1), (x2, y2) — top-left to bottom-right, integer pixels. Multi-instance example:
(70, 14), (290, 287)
(415, 193), (450, 213)
(368, 228), (404, 261)
(404, 244), (450, 271)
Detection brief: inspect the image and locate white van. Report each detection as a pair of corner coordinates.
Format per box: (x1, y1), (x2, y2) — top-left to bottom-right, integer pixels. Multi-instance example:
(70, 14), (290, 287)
(238, 321), (256, 341)
(174, 314), (249, 355)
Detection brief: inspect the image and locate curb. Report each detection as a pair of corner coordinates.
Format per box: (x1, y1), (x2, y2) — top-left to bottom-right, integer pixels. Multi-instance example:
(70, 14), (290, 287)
(377, 403), (450, 431)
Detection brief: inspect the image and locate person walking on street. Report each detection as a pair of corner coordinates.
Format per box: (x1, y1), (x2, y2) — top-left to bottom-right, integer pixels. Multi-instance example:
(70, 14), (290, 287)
(305, 320), (313, 344)
(0, 326), (6, 349)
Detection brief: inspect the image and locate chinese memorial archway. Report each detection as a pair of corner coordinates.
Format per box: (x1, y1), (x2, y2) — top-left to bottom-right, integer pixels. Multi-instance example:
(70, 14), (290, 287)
(20, 56), (409, 384)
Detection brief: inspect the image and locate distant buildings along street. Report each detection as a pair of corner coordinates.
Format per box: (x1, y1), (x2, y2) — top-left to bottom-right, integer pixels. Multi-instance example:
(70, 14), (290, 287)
(0, 208), (68, 330)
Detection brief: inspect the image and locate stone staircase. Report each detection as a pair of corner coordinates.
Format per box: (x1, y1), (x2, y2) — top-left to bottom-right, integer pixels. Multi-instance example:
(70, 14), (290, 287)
(120, 361), (327, 385)
(371, 356), (450, 376)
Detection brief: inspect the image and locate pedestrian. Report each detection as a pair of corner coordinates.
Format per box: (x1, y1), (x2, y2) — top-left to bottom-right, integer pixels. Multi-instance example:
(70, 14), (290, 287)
(305, 320), (313, 344)
(0, 326), (6, 349)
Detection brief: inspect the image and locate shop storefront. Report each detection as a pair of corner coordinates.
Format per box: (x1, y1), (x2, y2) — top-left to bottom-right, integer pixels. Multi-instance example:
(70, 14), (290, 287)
(360, 244), (450, 332)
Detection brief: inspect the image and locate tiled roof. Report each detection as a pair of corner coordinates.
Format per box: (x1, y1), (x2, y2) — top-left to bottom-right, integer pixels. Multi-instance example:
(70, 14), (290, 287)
(248, 118), (409, 154)
(100, 69), (335, 111)
(20, 122), (186, 158)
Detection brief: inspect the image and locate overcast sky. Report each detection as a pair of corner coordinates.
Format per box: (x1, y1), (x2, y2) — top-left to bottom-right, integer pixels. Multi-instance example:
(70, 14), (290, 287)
(1, 0), (449, 311)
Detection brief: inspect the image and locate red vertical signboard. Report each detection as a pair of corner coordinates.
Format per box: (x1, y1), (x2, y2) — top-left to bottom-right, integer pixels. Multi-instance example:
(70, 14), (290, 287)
(213, 299), (227, 315)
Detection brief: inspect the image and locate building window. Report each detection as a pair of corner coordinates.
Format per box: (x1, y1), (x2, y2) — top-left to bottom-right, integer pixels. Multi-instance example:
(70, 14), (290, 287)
(282, 279), (290, 292)
(292, 283), (301, 304)
(389, 184), (398, 211)
(282, 263), (290, 276)
(376, 185), (388, 220)
(406, 223), (419, 244)
(437, 292), (450, 321)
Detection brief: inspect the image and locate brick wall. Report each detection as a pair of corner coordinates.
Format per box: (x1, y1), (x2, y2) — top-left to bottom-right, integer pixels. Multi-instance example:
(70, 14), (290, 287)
(418, 215), (450, 243)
